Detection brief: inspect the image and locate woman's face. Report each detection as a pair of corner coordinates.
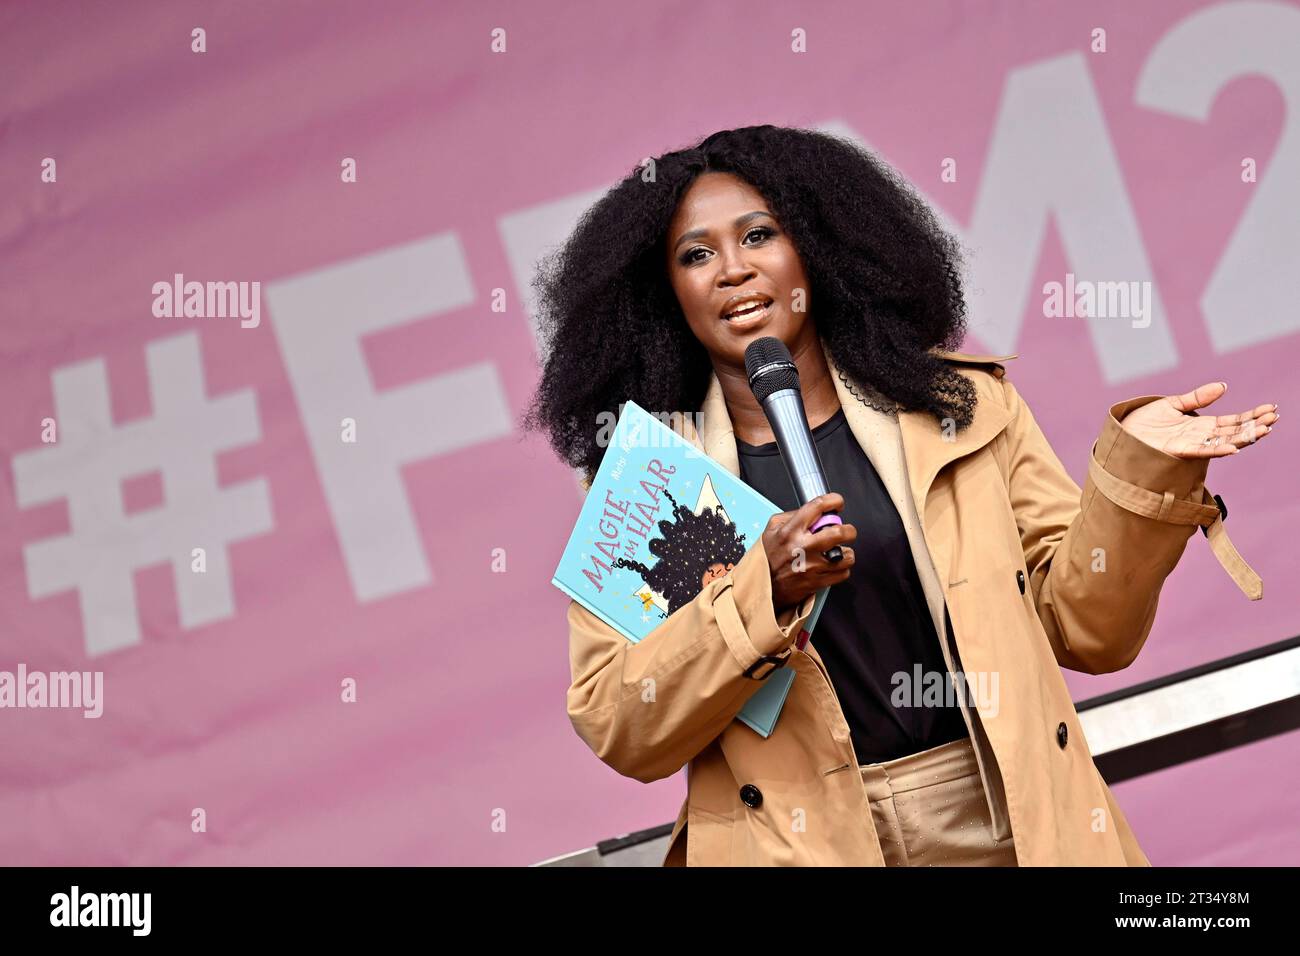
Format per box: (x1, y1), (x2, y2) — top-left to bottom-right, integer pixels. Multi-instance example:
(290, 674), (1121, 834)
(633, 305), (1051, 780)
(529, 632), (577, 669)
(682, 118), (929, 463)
(665, 172), (815, 369)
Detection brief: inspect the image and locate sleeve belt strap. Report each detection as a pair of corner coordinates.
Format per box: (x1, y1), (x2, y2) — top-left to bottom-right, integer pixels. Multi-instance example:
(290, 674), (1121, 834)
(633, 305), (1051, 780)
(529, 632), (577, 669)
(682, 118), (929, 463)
(1087, 449), (1263, 601)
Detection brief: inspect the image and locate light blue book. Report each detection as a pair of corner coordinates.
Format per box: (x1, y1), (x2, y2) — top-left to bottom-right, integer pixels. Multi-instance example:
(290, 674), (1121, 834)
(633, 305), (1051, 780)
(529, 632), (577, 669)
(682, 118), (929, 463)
(552, 400), (829, 737)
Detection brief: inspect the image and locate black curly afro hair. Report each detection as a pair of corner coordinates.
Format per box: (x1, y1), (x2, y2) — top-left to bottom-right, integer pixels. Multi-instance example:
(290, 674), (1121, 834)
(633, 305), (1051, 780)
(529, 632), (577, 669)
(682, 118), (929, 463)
(522, 124), (976, 486)
(611, 488), (749, 615)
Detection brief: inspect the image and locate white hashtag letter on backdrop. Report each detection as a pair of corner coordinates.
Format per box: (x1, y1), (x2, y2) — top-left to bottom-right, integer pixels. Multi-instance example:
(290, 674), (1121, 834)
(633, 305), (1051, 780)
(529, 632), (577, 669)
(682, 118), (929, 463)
(265, 232), (512, 603)
(11, 332), (272, 657)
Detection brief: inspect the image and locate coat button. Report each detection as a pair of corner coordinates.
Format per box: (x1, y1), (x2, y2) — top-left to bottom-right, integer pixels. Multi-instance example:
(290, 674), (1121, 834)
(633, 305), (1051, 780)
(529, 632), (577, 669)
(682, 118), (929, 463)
(1056, 721), (1068, 748)
(739, 784), (763, 808)
(1016, 570), (1026, 595)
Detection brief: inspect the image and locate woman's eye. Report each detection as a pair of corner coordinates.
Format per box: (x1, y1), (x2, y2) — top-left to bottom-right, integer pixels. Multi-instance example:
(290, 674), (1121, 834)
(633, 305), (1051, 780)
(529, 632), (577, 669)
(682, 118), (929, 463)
(679, 227), (775, 266)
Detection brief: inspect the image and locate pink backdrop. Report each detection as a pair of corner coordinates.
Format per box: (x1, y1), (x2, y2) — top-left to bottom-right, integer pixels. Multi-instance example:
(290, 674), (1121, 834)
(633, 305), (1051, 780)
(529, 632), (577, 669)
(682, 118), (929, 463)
(1, 0), (1296, 865)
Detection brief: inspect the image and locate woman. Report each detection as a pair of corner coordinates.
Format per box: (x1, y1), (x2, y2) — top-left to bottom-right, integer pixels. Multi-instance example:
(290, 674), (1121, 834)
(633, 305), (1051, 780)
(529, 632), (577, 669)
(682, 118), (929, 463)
(523, 125), (1275, 866)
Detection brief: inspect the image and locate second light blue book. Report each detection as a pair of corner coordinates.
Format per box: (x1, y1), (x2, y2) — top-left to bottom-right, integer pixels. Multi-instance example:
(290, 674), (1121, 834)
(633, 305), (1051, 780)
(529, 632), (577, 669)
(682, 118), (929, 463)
(551, 400), (829, 737)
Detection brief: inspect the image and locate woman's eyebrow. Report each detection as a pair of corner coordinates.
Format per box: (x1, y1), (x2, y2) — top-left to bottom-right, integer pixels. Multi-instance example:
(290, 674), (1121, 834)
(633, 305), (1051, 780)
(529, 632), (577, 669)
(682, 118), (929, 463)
(672, 211), (774, 251)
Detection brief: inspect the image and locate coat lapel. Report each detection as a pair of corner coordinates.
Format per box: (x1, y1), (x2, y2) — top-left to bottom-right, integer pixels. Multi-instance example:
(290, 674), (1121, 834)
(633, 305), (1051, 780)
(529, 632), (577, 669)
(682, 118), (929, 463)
(896, 354), (1014, 515)
(695, 370), (738, 478)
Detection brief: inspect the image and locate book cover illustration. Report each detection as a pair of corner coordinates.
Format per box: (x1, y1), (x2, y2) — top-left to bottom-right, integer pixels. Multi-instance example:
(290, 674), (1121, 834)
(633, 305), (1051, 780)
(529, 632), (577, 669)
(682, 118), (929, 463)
(552, 401), (826, 737)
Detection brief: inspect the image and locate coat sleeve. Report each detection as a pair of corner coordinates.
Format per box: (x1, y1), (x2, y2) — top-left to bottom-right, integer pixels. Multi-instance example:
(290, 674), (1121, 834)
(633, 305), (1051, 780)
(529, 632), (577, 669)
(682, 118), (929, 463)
(998, 377), (1261, 675)
(565, 535), (819, 783)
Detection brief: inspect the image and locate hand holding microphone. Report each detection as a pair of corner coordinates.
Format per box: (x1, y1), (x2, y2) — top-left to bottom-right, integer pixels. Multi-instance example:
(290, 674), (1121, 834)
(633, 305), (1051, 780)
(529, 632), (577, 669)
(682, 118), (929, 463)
(763, 493), (857, 614)
(744, 335), (857, 612)
(744, 336), (848, 560)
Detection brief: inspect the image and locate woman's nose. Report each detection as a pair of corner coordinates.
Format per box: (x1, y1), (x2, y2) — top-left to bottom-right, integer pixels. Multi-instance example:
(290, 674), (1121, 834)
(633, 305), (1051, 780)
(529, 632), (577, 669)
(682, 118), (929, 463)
(716, 249), (757, 286)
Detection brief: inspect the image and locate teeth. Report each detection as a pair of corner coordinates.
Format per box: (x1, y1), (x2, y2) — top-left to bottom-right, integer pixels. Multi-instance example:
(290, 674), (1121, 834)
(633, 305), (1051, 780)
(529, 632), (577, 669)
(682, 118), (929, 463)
(725, 300), (768, 319)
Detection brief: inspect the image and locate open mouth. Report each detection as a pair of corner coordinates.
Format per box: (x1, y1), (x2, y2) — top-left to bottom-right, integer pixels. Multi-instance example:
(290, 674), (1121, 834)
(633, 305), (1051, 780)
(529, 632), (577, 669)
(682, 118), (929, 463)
(720, 296), (774, 323)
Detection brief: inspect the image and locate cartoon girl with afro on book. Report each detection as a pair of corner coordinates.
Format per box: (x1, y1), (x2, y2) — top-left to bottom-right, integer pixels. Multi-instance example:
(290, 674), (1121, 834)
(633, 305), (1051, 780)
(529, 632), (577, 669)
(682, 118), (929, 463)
(612, 486), (749, 616)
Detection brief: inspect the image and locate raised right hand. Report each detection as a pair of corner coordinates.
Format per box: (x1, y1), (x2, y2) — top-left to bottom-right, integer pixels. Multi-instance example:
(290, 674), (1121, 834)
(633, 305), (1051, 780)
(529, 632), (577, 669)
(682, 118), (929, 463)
(762, 493), (856, 614)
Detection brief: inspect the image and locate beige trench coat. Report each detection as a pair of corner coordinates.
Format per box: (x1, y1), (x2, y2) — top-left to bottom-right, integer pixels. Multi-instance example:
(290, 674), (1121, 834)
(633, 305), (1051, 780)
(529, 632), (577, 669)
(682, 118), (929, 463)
(565, 340), (1262, 866)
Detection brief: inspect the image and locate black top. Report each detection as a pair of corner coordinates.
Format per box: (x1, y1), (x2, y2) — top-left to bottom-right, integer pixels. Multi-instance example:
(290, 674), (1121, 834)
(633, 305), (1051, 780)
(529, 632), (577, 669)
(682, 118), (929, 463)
(735, 406), (969, 764)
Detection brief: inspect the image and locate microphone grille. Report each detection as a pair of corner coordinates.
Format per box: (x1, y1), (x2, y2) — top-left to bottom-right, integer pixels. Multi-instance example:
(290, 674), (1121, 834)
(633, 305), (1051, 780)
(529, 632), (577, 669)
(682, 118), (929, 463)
(744, 336), (801, 402)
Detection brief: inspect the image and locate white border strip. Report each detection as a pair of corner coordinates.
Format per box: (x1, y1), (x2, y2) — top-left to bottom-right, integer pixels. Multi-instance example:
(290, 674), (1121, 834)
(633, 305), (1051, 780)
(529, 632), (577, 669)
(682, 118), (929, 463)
(1079, 646), (1300, 755)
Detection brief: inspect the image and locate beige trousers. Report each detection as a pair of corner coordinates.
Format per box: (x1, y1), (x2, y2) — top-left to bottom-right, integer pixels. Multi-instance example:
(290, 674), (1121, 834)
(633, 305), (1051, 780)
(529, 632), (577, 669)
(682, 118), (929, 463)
(859, 734), (1018, 867)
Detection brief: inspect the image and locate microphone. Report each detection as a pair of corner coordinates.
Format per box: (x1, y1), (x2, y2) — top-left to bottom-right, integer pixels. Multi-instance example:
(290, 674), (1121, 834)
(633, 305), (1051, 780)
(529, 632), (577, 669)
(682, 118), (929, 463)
(744, 337), (843, 564)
